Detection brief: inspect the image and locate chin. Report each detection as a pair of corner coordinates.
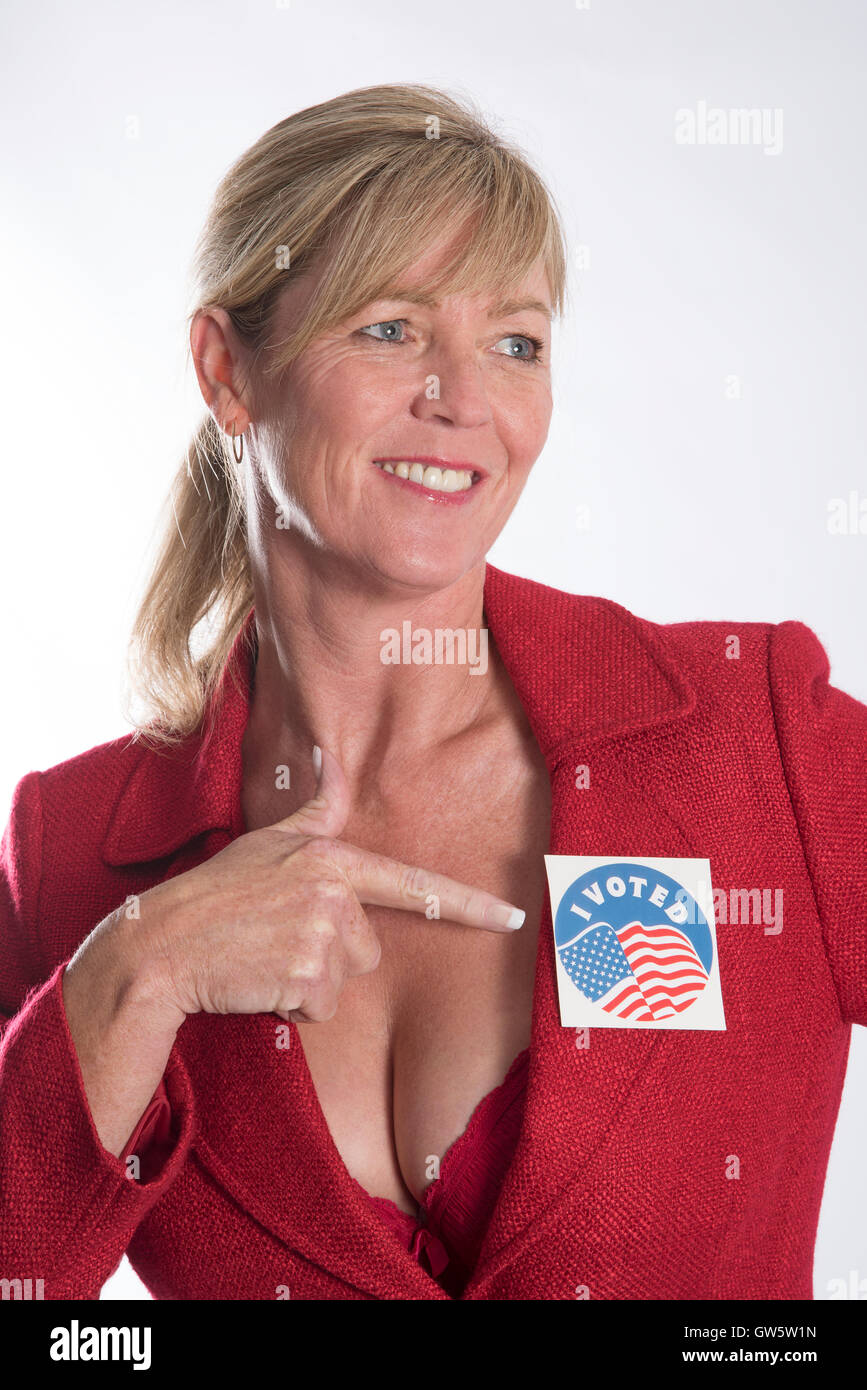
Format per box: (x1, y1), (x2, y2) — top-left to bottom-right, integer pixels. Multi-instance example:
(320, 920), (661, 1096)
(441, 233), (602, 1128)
(363, 544), (483, 595)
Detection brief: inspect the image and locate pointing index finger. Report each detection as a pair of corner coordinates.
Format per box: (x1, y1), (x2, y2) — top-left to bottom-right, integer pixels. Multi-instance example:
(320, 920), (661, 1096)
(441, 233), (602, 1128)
(335, 843), (526, 932)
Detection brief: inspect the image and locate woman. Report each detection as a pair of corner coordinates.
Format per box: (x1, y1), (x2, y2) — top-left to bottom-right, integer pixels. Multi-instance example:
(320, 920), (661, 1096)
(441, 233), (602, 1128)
(1, 83), (864, 1302)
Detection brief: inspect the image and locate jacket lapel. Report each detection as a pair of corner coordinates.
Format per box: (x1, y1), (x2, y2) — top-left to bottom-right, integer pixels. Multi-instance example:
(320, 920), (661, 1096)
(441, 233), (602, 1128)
(464, 566), (700, 1294)
(178, 989), (450, 1299)
(102, 562), (699, 1298)
(464, 751), (703, 1295)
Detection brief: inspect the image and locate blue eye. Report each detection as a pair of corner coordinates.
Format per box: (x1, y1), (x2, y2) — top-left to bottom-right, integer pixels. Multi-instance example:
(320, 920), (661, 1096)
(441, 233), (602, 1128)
(357, 319), (407, 342)
(495, 334), (544, 364)
(356, 320), (545, 364)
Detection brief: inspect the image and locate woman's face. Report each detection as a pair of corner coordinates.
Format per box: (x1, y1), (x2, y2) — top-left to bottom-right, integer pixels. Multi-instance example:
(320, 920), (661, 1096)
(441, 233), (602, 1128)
(247, 236), (554, 592)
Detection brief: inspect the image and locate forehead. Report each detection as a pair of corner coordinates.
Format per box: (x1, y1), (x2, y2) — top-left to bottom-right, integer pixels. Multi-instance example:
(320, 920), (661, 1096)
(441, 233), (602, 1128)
(380, 283), (553, 322)
(267, 225), (553, 349)
(386, 235), (553, 315)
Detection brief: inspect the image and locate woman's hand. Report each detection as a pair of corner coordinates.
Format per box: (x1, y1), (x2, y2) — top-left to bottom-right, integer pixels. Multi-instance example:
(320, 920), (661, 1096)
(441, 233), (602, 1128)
(129, 743), (525, 1027)
(62, 744), (527, 1158)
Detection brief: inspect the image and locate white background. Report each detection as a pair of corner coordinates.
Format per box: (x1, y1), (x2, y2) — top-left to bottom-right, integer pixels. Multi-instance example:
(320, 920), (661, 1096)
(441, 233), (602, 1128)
(1, 0), (864, 1299)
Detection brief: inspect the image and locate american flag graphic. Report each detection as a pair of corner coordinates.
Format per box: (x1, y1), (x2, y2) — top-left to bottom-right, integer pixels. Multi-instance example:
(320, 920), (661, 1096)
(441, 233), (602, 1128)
(557, 918), (710, 1022)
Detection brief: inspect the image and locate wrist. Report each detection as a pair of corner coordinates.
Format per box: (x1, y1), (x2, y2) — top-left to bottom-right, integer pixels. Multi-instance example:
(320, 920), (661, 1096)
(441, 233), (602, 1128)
(64, 907), (186, 1038)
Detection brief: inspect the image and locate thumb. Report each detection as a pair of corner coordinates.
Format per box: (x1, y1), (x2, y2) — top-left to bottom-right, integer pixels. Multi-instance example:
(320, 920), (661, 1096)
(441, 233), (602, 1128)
(275, 743), (351, 841)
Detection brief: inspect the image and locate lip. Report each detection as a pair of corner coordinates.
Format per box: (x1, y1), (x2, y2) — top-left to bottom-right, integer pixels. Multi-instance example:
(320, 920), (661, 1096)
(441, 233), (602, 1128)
(370, 456), (487, 506)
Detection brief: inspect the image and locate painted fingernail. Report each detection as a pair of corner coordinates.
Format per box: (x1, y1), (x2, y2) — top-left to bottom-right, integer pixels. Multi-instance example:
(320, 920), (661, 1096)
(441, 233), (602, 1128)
(485, 903), (525, 930)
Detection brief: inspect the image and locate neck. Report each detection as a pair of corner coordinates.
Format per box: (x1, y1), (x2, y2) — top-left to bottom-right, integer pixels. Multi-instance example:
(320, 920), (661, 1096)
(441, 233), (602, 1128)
(241, 539), (505, 809)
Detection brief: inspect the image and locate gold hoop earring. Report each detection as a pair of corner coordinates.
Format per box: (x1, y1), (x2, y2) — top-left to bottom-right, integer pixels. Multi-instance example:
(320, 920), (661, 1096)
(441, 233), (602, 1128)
(231, 421), (244, 465)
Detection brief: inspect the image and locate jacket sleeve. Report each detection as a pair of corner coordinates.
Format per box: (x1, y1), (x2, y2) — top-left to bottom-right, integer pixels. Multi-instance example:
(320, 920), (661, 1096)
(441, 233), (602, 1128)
(0, 771), (195, 1299)
(768, 621), (867, 1027)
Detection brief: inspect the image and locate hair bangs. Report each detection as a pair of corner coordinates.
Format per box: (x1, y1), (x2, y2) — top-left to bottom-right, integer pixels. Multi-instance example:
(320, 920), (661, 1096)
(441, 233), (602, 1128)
(264, 139), (564, 377)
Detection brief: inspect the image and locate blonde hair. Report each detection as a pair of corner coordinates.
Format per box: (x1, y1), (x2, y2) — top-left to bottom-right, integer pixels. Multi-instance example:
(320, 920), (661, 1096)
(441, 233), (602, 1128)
(124, 82), (569, 750)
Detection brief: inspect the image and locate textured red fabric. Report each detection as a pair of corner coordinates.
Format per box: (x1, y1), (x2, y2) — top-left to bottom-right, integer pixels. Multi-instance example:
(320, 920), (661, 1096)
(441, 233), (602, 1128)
(120, 1047), (528, 1297)
(1, 561), (865, 1300)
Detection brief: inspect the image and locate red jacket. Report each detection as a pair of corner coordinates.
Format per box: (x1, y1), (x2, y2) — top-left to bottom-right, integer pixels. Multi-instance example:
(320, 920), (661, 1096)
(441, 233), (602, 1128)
(1, 562), (865, 1300)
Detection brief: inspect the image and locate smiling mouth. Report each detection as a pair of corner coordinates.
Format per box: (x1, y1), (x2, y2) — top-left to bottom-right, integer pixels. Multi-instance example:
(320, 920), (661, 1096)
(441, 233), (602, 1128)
(371, 460), (481, 493)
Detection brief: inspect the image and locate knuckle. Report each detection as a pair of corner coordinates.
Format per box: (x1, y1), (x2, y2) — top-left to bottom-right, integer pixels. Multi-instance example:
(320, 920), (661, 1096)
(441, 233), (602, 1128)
(290, 996), (338, 1023)
(363, 936), (382, 971)
(310, 878), (350, 911)
(452, 887), (476, 919)
(351, 931), (381, 973)
(305, 914), (339, 944)
(295, 842), (354, 903)
(290, 956), (329, 990)
(397, 862), (431, 904)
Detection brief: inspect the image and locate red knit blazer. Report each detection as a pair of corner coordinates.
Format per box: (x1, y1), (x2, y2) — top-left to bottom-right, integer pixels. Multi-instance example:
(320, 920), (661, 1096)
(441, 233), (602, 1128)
(1, 563), (865, 1300)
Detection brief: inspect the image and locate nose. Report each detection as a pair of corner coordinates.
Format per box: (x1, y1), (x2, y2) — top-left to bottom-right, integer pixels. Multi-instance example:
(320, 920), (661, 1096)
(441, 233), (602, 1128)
(410, 348), (493, 430)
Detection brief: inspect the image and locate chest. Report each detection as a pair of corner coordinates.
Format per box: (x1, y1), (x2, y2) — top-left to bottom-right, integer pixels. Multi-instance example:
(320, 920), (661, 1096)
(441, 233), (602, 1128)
(279, 745), (552, 1213)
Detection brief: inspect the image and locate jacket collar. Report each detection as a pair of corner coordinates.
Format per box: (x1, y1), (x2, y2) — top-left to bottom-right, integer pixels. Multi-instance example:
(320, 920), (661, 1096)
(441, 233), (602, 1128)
(102, 560), (695, 866)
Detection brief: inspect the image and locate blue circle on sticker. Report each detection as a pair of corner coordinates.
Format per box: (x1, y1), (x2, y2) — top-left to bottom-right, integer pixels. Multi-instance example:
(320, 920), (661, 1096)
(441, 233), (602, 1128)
(553, 861), (712, 1022)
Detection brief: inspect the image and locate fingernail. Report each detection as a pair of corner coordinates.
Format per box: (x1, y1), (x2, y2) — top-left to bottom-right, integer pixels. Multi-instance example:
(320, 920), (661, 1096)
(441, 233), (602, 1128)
(312, 744), (322, 778)
(485, 903), (525, 930)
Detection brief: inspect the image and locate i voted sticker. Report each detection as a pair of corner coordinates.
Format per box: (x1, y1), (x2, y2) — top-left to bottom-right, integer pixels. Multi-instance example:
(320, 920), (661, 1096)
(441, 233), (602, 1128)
(544, 856), (726, 1030)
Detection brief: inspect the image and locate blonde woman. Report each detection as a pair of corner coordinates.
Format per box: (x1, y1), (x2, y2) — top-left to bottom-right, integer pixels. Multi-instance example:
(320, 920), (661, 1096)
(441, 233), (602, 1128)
(1, 83), (864, 1302)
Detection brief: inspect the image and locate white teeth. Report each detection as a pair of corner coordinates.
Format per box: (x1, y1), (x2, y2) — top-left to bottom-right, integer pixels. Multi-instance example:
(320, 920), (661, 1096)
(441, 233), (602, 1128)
(374, 461), (477, 492)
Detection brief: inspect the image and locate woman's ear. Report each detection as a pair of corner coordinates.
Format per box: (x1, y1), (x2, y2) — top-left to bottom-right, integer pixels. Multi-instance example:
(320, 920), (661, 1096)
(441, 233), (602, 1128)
(190, 306), (253, 435)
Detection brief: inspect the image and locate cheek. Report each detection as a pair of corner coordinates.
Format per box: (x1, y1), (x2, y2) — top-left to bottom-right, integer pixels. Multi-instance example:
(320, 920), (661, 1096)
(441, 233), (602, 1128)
(292, 353), (404, 442)
(499, 387), (552, 474)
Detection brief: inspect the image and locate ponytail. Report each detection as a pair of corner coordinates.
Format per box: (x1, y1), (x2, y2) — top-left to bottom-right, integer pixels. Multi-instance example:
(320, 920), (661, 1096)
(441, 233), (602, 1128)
(123, 414), (253, 750)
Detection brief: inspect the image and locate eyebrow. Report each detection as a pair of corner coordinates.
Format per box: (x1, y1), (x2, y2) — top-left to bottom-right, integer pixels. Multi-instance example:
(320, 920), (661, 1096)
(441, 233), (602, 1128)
(377, 289), (553, 322)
